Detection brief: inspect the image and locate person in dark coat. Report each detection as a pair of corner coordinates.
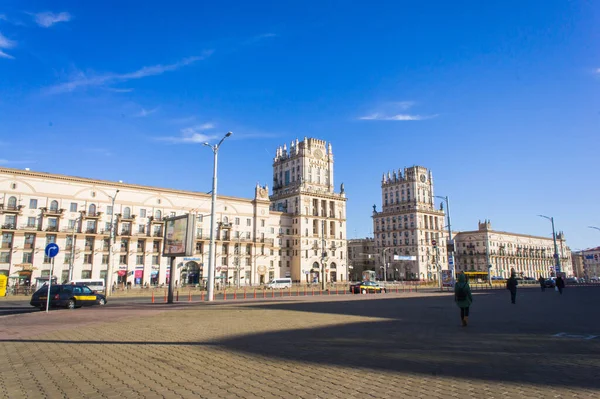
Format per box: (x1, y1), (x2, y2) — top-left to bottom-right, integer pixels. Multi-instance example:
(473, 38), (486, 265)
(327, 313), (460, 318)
(454, 272), (473, 326)
(556, 275), (565, 295)
(506, 272), (518, 304)
(538, 276), (546, 292)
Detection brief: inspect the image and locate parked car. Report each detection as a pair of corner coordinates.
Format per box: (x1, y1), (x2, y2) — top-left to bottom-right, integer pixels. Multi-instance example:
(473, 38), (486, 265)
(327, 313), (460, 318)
(566, 277), (579, 285)
(350, 281), (386, 294)
(491, 276), (504, 281)
(30, 284), (107, 310)
(544, 279), (556, 288)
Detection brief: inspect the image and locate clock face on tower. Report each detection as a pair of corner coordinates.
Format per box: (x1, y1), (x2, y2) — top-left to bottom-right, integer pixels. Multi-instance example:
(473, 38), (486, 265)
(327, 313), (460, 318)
(420, 174), (426, 183)
(313, 149), (323, 159)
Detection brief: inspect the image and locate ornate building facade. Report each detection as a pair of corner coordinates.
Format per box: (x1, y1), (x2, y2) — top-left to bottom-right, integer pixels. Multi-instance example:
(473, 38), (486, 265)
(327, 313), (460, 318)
(453, 220), (574, 279)
(269, 138), (348, 284)
(372, 166), (448, 281)
(0, 137), (348, 288)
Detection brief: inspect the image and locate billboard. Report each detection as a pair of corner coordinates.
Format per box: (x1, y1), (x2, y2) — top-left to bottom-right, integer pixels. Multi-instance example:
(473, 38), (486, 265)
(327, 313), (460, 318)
(442, 270), (454, 287)
(162, 214), (196, 257)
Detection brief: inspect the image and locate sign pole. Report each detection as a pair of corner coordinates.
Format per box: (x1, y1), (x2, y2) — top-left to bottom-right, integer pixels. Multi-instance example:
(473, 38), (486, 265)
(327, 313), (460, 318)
(46, 257), (54, 313)
(168, 257), (175, 303)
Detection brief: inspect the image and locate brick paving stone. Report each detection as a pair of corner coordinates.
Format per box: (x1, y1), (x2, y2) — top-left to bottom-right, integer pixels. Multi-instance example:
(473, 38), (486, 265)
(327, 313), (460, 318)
(1, 288), (600, 399)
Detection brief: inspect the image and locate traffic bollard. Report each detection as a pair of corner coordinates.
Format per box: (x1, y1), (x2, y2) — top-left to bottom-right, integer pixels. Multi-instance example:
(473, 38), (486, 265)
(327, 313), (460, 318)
(233, 290), (237, 300)
(223, 291), (227, 301)
(188, 291), (192, 302)
(254, 289), (257, 299)
(263, 289), (266, 299)
(164, 290), (167, 303)
(201, 291), (205, 301)
(176, 290), (179, 302)
(151, 291), (155, 303)
(244, 289), (247, 300)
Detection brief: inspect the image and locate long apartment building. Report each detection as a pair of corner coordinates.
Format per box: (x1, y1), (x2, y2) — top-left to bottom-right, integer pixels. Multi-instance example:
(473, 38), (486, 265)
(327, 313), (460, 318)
(372, 166), (448, 281)
(453, 220), (573, 278)
(0, 137), (348, 288)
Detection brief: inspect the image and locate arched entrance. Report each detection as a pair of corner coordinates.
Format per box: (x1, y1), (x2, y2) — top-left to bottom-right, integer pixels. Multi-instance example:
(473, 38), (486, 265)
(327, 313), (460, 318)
(329, 262), (337, 282)
(183, 261), (201, 285)
(311, 261), (320, 283)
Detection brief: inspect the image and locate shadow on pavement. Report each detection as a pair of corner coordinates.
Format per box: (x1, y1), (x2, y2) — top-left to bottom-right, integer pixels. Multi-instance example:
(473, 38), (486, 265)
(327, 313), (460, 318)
(2, 288), (599, 390)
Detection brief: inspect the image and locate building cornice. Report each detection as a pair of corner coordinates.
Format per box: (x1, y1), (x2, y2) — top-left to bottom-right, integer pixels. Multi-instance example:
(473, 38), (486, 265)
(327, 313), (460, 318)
(0, 166), (247, 202)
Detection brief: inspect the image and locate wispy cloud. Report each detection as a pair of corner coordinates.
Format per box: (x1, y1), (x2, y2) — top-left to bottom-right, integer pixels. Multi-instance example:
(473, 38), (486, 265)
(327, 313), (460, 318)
(595, 68), (600, 74)
(0, 32), (16, 59)
(44, 51), (213, 94)
(156, 123), (216, 144)
(245, 32), (278, 45)
(32, 11), (72, 28)
(359, 113), (437, 121)
(0, 159), (35, 165)
(84, 148), (112, 157)
(359, 101), (438, 121)
(134, 107), (159, 117)
(105, 87), (134, 93)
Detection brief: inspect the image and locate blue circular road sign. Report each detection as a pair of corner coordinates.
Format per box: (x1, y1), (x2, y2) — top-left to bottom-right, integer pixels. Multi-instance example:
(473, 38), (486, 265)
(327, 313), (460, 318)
(44, 243), (60, 258)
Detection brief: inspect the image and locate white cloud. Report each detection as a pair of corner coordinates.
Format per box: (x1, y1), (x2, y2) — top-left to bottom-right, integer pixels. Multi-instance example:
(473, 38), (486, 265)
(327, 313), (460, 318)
(245, 33), (278, 44)
(360, 113), (437, 121)
(105, 87), (134, 93)
(32, 11), (72, 27)
(0, 32), (16, 59)
(596, 68), (600, 74)
(359, 101), (438, 121)
(44, 51), (213, 94)
(0, 158), (34, 165)
(134, 107), (159, 117)
(156, 123), (216, 144)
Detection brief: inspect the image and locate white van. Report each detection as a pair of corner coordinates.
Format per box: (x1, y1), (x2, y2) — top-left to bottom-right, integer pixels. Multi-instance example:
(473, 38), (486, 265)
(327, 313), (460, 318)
(265, 278), (292, 289)
(69, 279), (106, 293)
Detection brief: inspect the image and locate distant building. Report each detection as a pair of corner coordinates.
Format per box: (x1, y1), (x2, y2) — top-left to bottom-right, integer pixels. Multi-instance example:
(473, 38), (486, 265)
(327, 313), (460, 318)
(372, 166), (447, 281)
(347, 238), (376, 281)
(572, 247), (600, 279)
(453, 220), (573, 279)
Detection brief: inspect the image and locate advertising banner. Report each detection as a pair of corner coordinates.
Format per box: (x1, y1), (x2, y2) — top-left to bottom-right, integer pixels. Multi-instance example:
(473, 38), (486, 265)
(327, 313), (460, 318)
(442, 270), (454, 287)
(163, 214), (196, 257)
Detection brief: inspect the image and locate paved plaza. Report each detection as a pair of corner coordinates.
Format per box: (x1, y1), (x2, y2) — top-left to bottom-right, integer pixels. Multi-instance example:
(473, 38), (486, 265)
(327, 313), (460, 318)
(1, 287), (599, 398)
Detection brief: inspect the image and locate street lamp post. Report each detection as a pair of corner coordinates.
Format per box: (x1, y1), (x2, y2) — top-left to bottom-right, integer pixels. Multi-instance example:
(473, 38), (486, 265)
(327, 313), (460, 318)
(538, 215), (561, 276)
(105, 190), (119, 298)
(588, 227), (600, 278)
(204, 132), (232, 302)
(381, 247), (397, 282)
(435, 195), (455, 285)
(68, 213), (82, 283)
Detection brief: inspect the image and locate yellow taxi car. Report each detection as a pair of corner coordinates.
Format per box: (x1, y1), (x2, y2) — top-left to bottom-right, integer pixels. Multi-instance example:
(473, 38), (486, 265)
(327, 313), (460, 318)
(350, 281), (386, 294)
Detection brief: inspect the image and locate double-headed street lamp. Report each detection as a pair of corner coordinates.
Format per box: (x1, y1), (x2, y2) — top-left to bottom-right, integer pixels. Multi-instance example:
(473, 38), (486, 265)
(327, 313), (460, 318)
(204, 132), (232, 302)
(105, 190), (119, 298)
(589, 226), (600, 233)
(538, 215), (561, 276)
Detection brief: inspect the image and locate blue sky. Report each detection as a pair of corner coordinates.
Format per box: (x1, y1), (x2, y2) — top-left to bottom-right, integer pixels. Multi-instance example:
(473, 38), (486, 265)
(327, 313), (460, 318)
(1, 1), (599, 250)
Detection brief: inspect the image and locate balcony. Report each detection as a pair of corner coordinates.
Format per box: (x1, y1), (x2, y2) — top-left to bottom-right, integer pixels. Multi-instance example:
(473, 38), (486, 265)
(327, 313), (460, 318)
(0, 204), (24, 214)
(86, 228), (97, 234)
(196, 234), (211, 240)
(153, 231), (163, 238)
(1, 242), (11, 249)
(40, 207), (65, 217)
(117, 214), (137, 222)
(21, 224), (38, 231)
(135, 231), (148, 237)
(45, 226), (58, 232)
(1, 223), (16, 230)
(120, 230), (132, 236)
(81, 211), (103, 219)
(149, 216), (164, 224)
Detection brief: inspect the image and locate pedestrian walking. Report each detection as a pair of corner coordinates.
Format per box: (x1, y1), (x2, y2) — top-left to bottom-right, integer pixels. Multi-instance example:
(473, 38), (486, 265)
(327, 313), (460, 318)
(538, 275), (546, 292)
(506, 272), (518, 304)
(556, 275), (565, 295)
(454, 272), (473, 327)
